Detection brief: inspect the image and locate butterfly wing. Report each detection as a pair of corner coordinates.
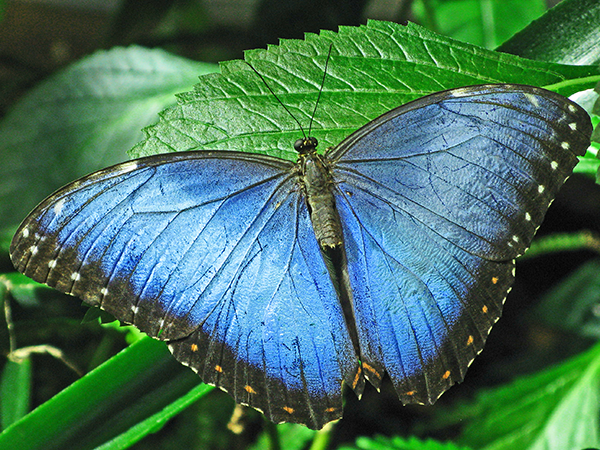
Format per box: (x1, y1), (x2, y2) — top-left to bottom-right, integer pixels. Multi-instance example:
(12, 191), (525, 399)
(10, 151), (361, 429)
(328, 85), (592, 403)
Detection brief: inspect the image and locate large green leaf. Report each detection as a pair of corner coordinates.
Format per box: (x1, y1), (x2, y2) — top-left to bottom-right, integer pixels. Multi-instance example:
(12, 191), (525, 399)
(0, 358), (31, 430)
(340, 435), (474, 450)
(498, 0), (600, 65)
(133, 20), (597, 163)
(0, 337), (211, 450)
(457, 342), (600, 450)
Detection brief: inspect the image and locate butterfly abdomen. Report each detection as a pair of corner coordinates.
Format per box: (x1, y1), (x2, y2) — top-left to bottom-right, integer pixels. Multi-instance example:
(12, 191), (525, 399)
(299, 152), (343, 249)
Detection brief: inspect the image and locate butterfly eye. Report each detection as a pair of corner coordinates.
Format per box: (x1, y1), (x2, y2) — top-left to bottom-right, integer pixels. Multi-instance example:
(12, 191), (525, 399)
(294, 137), (318, 153)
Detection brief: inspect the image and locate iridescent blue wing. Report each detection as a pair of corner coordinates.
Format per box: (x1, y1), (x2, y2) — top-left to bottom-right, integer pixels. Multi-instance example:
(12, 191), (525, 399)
(328, 85), (592, 403)
(10, 151), (361, 429)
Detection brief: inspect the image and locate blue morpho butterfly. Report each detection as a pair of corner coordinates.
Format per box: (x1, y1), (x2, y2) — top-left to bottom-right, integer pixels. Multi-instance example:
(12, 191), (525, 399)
(10, 57), (592, 429)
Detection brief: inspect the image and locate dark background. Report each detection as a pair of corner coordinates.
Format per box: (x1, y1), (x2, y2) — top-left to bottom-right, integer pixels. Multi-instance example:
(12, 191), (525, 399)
(0, 0), (564, 117)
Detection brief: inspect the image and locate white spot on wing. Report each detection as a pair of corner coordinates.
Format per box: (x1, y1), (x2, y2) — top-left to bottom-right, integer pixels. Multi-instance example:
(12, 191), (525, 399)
(54, 199), (66, 215)
(48, 259), (57, 269)
(70, 272), (81, 281)
(524, 93), (539, 107)
(22, 228), (29, 238)
(568, 104), (577, 113)
(131, 305), (139, 314)
(551, 161), (558, 170)
(569, 123), (577, 131)
(538, 185), (545, 194)
(29, 245), (38, 255)
(100, 287), (108, 296)
(512, 235), (519, 243)
(561, 142), (570, 150)
(525, 212), (531, 222)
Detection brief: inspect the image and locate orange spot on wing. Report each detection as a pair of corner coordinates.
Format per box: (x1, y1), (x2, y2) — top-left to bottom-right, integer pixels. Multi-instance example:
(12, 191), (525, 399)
(466, 335), (474, 345)
(482, 305), (488, 314)
(492, 276), (499, 284)
(214, 365), (223, 373)
(362, 362), (382, 380)
(190, 343), (199, 352)
(283, 406), (294, 414)
(405, 390), (416, 396)
(442, 370), (451, 380)
(244, 385), (257, 394)
(352, 367), (362, 388)
(325, 407), (336, 413)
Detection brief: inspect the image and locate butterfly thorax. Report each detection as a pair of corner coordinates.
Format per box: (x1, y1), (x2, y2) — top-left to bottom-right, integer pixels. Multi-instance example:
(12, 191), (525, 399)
(295, 137), (343, 249)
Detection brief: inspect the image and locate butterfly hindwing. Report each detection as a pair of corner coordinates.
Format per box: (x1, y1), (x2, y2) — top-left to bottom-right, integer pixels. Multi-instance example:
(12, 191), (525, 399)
(330, 84), (592, 403)
(10, 151), (361, 429)
(335, 184), (514, 401)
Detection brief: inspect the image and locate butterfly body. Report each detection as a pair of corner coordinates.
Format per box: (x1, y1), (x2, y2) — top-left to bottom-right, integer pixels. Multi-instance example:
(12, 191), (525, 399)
(10, 84), (592, 429)
(296, 137), (344, 248)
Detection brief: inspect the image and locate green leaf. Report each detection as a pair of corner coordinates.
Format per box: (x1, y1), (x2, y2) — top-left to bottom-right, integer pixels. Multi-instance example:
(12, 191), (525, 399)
(339, 435), (473, 450)
(0, 337), (212, 450)
(250, 422), (317, 450)
(533, 259), (600, 339)
(95, 382), (211, 450)
(522, 231), (600, 260)
(0, 358), (31, 430)
(133, 20), (598, 162)
(498, 0), (600, 64)
(0, 46), (213, 230)
(412, 0), (546, 49)
(1, 272), (48, 307)
(575, 147), (600, 177)
(457, 341), (600, 450)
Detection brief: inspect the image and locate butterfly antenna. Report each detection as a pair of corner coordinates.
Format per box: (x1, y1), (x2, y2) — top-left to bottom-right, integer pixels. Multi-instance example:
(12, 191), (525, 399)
(244, 61), (307, 138)
(308, 43), (333, 137)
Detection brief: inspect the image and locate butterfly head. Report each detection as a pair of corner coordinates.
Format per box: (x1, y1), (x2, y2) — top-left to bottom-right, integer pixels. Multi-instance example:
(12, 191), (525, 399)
(294, 136), (318, 155)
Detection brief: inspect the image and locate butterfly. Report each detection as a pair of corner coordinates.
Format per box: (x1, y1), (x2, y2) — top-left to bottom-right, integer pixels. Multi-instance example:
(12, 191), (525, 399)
(10, 81), (592, 429)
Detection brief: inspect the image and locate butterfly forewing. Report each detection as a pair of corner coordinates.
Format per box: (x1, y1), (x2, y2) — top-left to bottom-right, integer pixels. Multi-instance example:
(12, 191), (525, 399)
(12, 152), (292, 335)
(329, 84), (592, 404)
